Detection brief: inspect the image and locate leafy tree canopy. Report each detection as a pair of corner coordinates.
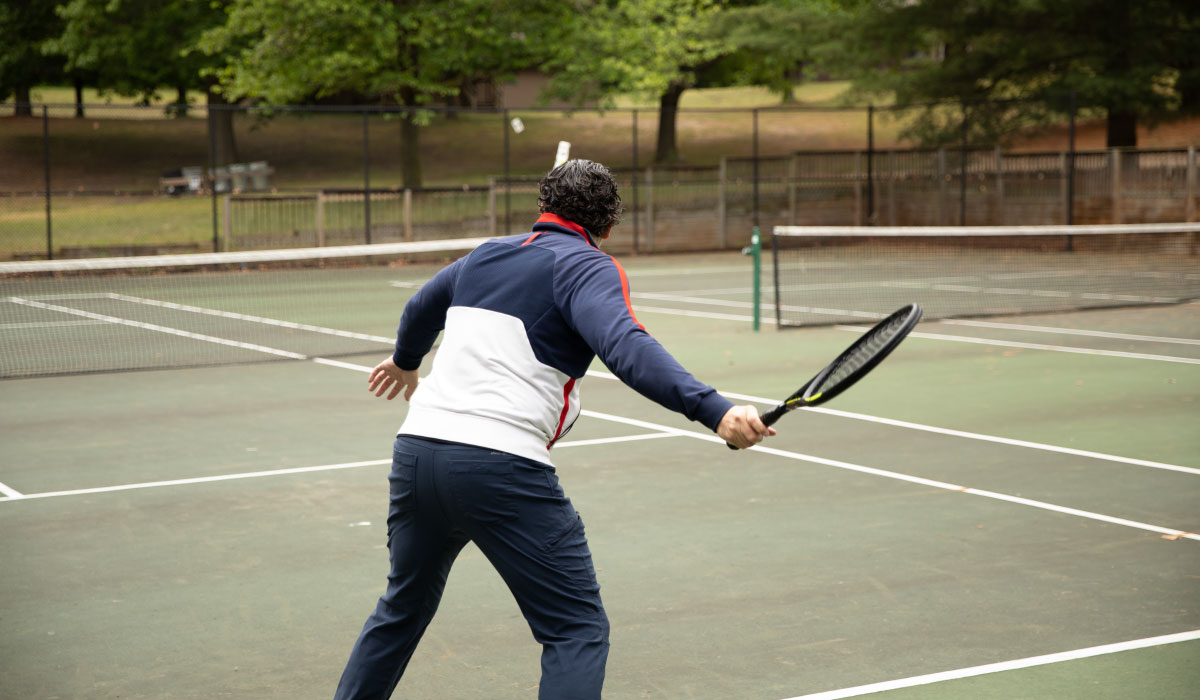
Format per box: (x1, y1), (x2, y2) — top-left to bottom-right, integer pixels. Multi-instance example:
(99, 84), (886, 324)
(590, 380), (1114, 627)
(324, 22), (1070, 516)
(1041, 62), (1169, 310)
(836, 0), (1200, 147)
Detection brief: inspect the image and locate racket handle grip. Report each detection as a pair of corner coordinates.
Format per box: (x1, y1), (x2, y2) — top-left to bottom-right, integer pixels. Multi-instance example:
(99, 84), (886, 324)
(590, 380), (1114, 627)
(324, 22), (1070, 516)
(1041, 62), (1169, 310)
(725, 402), (788, 450)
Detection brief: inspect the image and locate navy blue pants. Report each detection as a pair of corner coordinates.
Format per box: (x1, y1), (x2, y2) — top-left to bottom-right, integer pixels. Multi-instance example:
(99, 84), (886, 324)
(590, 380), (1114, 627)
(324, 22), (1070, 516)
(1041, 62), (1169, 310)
(333, 436), (609, 699)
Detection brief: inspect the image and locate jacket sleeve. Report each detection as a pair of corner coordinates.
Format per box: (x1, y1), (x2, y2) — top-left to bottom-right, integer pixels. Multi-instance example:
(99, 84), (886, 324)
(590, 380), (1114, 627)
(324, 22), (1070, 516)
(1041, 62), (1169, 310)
(556, 253), (733, 432)
(391, 257), (465, 370)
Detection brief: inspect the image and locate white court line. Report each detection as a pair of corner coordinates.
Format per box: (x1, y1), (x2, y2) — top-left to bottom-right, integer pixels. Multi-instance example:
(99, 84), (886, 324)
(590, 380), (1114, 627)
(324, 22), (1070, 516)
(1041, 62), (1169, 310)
(9, 305), (1194, 537)
(633, 298), (1200, 363)
(579, 409), (1200, 542)
(938, 319), (1200, 346)
(779, 629), (1200, 700)
(553, 432), (678, 448)
(0, 320), (109, 330)
(633, 304), (777, 324)
(14, 292), (1193, 476)
(107, 293), (395, 344)
(584, 370), (1200, 477)
(0, 433), (677, 502)
(897, 330), (1200, 365)
(1, 459), (391, 501)
(633, 291), (879, 320)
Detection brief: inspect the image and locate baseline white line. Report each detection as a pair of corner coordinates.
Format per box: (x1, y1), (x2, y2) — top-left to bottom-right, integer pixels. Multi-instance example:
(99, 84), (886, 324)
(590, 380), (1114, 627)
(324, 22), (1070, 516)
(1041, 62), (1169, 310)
(938, 319), (1200, 346)
(779, 629), (1200, 700)
(8, 297), (308, 360)
(584, 370), (1200, 476)
(0, 320), (108, 330)
(0, 481), (25, 499)
(3, 460), (392, 501)
(578, 409), (1200, 542)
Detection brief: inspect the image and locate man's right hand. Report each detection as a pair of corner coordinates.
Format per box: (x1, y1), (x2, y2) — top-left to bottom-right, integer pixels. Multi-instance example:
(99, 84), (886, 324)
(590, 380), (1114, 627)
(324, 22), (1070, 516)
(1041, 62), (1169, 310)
(717, 405), (775, 449)
(368, 357), (420, 401)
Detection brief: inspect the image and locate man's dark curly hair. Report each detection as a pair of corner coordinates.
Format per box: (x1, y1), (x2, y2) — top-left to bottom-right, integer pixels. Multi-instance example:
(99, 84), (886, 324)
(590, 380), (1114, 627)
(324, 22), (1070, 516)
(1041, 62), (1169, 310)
(537, 159), (623, 239)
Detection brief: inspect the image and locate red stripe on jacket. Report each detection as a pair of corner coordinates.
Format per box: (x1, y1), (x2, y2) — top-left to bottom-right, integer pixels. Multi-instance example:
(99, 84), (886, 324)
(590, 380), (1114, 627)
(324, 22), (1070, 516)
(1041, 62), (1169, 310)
(609, 258), (644, 330)
(548, 377), (577, 448)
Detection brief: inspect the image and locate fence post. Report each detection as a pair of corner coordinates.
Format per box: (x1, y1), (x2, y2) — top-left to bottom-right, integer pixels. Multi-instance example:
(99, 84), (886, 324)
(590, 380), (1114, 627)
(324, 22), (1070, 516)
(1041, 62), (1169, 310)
(717, 157), (727, 248)
(995, 146), (1004, 226)
(1111, 148), (1122, 224)
(645, 166), (655, 252)
(1059, 152), (1069, 226)
(404, 189), (413, 242)
(316, 191), (326, 247)
(866, 104), (875, 225)
(362, 111), (372, 244)
(787, 152), (797, 226)
(631, 109), (640, 252)
(1186, 145), (1196, 223)
(937, 148), (947, 225)
(221, 194), (232, 251)
(888, 151), (897, 226)
(853, 151), (862, 226)
(488, 178), (497, 236)
(42, 105), (53, 260)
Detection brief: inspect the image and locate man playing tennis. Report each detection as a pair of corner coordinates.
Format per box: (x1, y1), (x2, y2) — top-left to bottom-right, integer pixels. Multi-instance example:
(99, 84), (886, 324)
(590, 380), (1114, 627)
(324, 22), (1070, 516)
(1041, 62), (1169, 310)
(332, 159), (773, 700)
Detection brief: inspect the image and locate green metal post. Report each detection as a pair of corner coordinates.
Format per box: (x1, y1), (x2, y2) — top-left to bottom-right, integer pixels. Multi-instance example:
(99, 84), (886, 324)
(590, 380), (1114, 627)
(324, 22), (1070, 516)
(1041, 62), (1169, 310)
(743, 226), (762, 331)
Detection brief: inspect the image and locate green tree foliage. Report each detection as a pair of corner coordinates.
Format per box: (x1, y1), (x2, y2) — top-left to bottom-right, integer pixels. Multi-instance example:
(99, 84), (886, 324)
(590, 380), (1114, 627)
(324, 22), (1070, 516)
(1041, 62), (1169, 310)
(47, 0), (238, 163)
(0, 1), (64, 116)
(712, 0), (849, 103)
(838, 0), (1200, 147)
(48, 0), (225, 113)
(199, 0), (547, 186)
(541, 0), (733, 163)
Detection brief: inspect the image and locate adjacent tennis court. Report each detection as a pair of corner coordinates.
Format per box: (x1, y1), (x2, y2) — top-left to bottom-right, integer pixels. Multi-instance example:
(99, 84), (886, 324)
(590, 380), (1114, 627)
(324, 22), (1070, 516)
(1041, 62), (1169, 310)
(1, 232), (1197, 699)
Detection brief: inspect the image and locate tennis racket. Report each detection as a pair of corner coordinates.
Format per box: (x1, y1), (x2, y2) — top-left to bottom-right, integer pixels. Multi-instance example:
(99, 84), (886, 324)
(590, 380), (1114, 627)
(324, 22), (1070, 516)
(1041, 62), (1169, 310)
(727, 303), (923, 449)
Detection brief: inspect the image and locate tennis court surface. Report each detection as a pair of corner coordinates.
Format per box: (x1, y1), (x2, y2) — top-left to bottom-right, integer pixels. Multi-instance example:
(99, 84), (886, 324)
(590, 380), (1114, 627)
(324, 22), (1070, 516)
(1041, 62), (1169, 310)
(1, 232), (1197, 699)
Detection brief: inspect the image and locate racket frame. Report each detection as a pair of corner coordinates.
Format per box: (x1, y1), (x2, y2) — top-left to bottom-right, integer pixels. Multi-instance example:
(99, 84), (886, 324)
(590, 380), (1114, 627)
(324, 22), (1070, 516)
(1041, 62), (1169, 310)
(729, 303), (922, 447)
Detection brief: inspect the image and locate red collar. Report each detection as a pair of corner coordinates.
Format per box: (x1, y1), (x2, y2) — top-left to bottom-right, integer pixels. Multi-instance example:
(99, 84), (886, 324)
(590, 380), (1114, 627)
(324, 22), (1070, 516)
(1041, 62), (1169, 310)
(533, 213), (598, 248)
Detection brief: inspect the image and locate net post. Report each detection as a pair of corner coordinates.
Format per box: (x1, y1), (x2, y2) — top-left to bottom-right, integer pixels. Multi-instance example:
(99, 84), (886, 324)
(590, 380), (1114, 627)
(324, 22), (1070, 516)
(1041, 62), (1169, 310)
(743, 226), (762, 331)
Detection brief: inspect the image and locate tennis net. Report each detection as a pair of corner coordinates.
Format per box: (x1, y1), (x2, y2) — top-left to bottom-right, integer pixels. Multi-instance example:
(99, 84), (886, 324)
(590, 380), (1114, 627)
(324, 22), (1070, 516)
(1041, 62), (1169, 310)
(771, 223), (1200, 327)
(0, 239), (486, 378)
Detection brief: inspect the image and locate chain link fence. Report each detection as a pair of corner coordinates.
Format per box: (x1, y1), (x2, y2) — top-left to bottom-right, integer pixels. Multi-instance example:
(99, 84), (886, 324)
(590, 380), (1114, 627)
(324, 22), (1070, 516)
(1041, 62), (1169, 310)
(2, 100), (1197, 260)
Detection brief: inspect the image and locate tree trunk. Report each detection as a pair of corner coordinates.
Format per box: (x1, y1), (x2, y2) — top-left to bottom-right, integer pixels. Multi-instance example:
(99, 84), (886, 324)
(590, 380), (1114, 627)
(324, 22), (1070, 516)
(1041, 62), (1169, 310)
(1106, 110), (1137, 148)
(655, 81), (686, 164)
(170, 86), (189, 118)
(14, 85), (33, 117)
(73, 79), (85, 118)
(206, 89), (239, 166)
(400, 113), (422, 187)
(398, 84), (423, 188)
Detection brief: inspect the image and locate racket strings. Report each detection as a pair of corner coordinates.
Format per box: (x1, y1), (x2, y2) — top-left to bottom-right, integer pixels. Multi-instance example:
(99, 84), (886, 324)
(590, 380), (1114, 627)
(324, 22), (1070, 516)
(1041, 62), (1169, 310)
(812, 315), (909, 395)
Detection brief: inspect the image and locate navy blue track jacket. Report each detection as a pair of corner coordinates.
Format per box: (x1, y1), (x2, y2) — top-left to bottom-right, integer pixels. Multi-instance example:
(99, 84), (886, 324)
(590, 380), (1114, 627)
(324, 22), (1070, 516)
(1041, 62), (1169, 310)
(393, 214), (734, 464)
